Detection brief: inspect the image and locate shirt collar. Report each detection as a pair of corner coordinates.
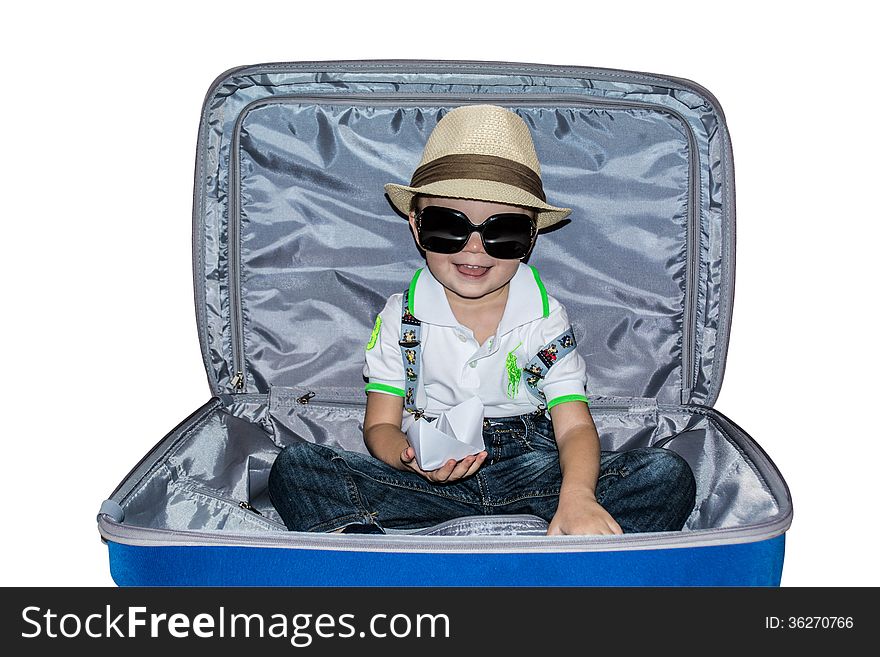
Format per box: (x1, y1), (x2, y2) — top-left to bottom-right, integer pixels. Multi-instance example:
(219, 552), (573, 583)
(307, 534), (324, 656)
(408, 262), (549, 337)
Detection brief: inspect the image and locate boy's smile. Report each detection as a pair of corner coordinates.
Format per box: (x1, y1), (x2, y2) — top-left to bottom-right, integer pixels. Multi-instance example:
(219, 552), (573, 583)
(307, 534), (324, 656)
(408, 197), (537, 306)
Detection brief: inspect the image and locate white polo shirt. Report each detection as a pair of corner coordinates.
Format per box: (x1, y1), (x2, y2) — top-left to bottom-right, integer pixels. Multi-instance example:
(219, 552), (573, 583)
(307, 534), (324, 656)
(363, 262), (589, 430)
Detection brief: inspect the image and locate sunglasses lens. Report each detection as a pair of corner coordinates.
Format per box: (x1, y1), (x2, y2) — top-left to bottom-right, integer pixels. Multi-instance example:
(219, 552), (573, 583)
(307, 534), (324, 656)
(481, 214), (534, 259)
(417, 206), (470, 254)
(417, 207), (534, 259)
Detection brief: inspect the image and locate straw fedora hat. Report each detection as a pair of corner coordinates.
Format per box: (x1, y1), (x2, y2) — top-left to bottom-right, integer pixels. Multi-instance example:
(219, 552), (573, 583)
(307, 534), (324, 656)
(384, 104), (572, 231)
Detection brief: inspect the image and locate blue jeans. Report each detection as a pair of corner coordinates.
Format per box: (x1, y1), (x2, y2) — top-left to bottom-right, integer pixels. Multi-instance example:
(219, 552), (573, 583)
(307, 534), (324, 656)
(268, 412), (696, 534)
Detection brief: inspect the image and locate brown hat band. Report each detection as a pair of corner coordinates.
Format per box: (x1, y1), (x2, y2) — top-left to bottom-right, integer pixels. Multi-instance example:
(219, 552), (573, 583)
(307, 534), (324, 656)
(409, 153), (546, 202)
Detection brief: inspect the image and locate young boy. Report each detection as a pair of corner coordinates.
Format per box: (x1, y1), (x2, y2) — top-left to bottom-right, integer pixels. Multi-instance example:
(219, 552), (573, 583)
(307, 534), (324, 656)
(268, 104), (696, 535)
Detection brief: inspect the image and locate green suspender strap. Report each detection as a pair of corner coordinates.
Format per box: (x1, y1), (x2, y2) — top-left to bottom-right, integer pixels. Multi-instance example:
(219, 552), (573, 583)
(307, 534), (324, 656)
(522, 326), (590, 410)
(398, 287), (426, 419)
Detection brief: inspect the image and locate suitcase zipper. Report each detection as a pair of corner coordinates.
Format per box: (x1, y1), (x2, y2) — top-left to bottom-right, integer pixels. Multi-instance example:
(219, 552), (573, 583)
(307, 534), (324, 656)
(227, 92), (700, 401)
(175, 480), (287, 530)
(100, 513), (789, 553)
(279, 389), (646, 413)
(238, 501), (262, 514)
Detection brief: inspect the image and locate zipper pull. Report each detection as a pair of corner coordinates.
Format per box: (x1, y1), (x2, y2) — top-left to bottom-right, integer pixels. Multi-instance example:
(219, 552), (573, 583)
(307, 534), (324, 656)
(231, 371), (244, 391)
(297, 391), (316, 404)
(238, 501), (263, 515)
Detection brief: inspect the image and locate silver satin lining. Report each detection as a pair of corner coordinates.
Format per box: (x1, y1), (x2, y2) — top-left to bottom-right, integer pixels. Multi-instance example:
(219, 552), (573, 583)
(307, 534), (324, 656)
(236, 103), (688, 403)
(118, 396), (779, 535)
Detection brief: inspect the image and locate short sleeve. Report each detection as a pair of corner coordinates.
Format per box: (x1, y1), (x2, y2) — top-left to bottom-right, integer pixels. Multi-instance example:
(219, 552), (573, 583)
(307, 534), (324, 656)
(362, 293), (406, 397)
(528, 298), (589, 409)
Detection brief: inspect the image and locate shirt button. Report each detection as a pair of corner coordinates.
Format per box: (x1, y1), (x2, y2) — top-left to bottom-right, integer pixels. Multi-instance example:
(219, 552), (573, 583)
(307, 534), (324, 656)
(469, 361), (477, 368)
(457, 334), (467, 342)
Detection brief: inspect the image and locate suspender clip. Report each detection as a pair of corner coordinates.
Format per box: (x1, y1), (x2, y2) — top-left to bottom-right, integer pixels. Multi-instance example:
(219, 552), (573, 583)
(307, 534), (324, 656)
(407, 407), (427, 420)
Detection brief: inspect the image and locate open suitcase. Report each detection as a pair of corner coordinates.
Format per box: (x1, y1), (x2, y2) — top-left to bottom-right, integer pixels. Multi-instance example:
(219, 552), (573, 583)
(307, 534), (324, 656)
(97, 59), (793, 586)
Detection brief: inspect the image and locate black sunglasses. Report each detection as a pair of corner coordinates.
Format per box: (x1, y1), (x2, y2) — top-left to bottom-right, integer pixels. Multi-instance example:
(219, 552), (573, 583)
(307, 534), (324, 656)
(415, 205), (537, 260)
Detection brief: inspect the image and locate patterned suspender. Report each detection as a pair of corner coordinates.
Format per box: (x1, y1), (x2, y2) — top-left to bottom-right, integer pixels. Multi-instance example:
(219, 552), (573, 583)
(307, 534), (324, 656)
(398, 286), (579, 415)
(521, 325), (578, 408)
(398, 287), (425, 418)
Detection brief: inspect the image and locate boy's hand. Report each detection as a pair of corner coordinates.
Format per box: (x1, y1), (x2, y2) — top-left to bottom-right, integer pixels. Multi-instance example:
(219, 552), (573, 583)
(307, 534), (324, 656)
(399, 446), (488, 483)
(547, 489), (623, 536)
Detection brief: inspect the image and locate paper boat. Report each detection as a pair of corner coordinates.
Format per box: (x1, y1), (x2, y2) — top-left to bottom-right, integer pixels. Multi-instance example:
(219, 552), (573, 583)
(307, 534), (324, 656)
(405, 396), (485, 471)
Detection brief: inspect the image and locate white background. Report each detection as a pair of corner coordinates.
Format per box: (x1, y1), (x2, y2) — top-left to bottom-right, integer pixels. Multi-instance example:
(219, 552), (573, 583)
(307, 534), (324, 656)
(1, 1), (876, 587)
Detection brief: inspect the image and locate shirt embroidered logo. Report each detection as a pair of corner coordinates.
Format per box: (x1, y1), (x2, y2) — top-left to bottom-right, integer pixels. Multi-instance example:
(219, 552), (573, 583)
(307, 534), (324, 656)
(505, 342), (523, 399)
(365, 314), (382, 351)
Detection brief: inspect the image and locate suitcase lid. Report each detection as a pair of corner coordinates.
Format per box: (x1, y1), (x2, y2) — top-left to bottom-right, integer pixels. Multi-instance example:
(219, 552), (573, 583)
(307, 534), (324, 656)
(191, 59), (735, 408)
